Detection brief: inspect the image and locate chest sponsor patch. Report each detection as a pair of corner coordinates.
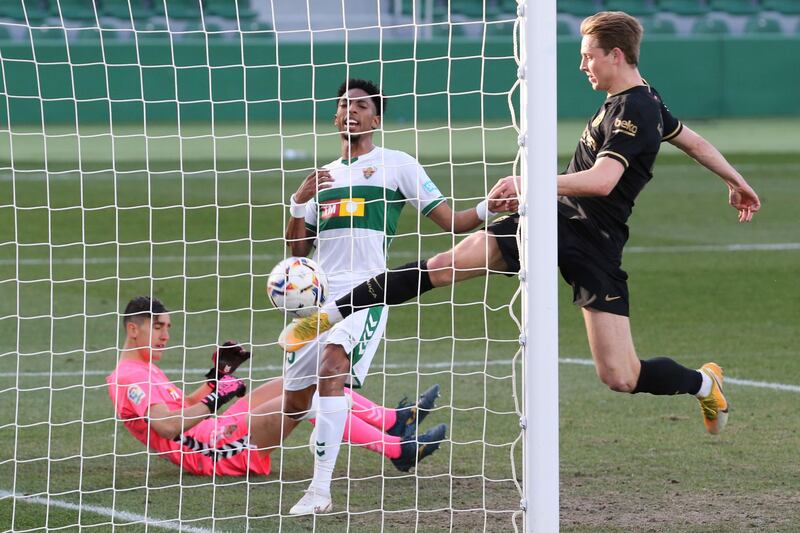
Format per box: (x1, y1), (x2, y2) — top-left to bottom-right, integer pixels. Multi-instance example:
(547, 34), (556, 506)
(612, 118), (638, 137)
(320, 198), (365, 219)
(127, 384), (146, 406)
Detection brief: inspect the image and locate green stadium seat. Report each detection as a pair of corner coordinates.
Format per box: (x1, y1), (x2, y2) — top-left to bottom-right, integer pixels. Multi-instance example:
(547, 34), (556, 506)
(0, 0), (50, 22)
(744, 15), (783, 34)
(101, 0), (154, 26)
(450, 0), (501, 19)
(240, 20), (274, 38)
(557, 19), (574, 36)
(500, 0), (519, 14)
(642, 17), (678, 35)
(205, 1), (257, 21)
(605, 0), (657, 16)
(658, 0), (710, 16)
(708, 0), (760, 15)
(0, 25), (12, 41)
(432, 22), (467, 38)
(153, 0), (203, 21)
(762, 0), (800, 15)
(53, 0), (97, 20)
(557, 0), (598, 17)
(400, 0), (448, 20)
(691, 17), (731, 34)
(486, 19), (514, 37)
(138, 21), (170, 43)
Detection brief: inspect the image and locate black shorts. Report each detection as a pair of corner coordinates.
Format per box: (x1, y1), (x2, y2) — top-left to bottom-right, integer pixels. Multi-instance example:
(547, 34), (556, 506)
(487, 213), (630, 317)
(558, 216), (630, 317)
(486, 214), (521, 275)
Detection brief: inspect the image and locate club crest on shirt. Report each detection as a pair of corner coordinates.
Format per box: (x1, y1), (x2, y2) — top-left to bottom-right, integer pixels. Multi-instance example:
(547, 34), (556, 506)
(591, 108), (606, 128)
(362, 166), (376, 178)
(128, 385), (145, 405)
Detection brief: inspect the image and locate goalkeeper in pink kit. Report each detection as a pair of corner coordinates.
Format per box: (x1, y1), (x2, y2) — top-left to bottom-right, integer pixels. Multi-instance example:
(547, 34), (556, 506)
(107, 296), (440, 476)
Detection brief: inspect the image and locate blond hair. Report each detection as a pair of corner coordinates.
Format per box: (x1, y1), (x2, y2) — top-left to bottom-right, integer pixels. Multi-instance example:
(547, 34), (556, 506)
(580, 11), (643, 66)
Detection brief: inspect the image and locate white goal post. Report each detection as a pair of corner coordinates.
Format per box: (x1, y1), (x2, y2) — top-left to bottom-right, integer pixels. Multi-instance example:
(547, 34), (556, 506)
(0, 0), (558, 530)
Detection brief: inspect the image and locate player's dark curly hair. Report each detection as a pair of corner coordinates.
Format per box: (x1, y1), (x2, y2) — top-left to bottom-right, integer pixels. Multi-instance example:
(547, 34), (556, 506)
(123, 296), (168, 326)
(337, 78), (385, 116)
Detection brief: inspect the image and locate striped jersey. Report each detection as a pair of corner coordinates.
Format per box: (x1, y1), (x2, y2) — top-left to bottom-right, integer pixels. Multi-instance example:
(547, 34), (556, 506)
(303, 146), (445, 297)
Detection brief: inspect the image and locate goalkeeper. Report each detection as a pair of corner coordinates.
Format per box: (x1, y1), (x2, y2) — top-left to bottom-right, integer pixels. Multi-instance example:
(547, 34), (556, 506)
(107, 296), (441, 476)
(280, 12), (761, 437)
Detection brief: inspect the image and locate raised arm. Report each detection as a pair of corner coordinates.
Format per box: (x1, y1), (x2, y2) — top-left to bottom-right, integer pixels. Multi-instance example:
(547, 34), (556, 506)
(669, 125), (760, 222)
(285, 169), (334, 257)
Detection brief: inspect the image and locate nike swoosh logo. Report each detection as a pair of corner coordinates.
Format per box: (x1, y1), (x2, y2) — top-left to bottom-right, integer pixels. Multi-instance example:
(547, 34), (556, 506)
(604, 295), (622, 302)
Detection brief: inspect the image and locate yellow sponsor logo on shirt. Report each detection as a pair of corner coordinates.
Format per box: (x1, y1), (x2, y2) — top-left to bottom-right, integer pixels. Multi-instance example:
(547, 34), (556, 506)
(321, 198), (366, 219)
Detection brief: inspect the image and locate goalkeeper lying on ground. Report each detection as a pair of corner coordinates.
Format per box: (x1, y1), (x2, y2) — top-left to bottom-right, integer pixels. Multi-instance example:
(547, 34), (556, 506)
(107, 295), (440, 476)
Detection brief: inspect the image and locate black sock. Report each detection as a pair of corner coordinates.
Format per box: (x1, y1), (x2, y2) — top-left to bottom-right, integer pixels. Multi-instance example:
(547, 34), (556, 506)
(336, 260), (434, 318)
(632, 357), (702, 395)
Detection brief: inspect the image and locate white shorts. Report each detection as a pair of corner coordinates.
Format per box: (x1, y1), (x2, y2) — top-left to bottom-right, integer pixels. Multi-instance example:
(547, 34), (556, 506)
(283, 306), (388, 391)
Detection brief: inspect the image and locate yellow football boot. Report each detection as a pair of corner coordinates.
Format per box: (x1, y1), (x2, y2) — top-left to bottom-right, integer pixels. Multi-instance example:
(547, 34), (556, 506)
(278, 312), (333, 352)
(697, 362), (729, 435)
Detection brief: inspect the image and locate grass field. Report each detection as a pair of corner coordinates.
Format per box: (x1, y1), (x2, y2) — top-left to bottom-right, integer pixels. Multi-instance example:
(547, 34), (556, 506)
(1, 117), (799, 532)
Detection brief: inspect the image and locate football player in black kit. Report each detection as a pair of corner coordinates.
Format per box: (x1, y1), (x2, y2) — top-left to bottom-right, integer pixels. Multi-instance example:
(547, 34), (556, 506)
(279, 11), (761, 435)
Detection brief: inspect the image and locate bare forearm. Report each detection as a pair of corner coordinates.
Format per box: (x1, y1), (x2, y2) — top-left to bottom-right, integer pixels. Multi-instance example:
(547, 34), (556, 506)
(451, 208), (485, 233)
(186, 383), (213, 406)
(149, 403), (210, 439)
(685, 138), (745, 188)
(285, 217), (314, 257)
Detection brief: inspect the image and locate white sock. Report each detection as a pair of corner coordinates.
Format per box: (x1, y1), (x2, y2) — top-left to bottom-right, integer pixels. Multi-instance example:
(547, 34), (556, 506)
(695, 369), (712, 398)
(309, 395), (349, 494)
(322, 302), (343, 323)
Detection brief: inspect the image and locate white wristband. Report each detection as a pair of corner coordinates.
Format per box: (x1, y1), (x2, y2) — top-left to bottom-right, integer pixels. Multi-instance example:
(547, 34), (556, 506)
(289, 194), (307, 218)
(475, 199), (496, 221)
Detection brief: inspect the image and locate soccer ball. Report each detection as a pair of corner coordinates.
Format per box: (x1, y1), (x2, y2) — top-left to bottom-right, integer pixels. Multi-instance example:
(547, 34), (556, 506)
(266, 257), (328, 318)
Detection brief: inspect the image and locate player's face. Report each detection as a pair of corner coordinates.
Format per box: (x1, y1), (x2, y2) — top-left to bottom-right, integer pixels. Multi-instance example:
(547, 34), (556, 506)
(334, 88), (381, 138)
(579, 36), (618, 92)
(132, 314), (171, 362)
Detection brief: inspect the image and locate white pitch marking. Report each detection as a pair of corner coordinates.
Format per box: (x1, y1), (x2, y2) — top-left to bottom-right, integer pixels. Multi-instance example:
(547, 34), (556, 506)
(0, 490), (216, 533)
(1, 242), (798, 267)
(3, 357), (798, 393)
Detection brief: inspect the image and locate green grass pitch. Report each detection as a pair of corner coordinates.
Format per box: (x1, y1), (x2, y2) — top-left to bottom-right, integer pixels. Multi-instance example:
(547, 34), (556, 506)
(1, 118), (799, 531)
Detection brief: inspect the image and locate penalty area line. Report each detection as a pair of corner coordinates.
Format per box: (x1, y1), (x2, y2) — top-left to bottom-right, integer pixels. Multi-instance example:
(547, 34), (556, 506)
(0, 490), (216, 533)
(3, 357), (799, 393)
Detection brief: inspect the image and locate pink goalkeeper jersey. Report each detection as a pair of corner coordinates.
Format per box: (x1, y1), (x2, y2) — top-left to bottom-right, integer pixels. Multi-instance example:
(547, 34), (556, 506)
(107, 358), (271, 476)
(107, 358), (185, 462)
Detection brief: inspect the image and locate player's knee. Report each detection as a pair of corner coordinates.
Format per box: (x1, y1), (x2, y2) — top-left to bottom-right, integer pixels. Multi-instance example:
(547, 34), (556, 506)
(284, 390), (313, 419)
(319, 346), (349, 386)
(426, 253), (454, 287)
(597, 368), (637, 393)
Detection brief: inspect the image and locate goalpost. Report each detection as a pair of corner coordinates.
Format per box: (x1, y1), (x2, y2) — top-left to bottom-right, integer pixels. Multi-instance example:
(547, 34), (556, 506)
(0, 0), (557, 530)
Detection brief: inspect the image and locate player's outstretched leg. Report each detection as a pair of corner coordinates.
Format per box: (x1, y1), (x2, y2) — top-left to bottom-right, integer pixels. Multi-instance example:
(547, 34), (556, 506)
(387, 383), (441, 438)
(391, 423), (448, 472)
(696, 362), (729, 434)
(279, 311), (334, 352)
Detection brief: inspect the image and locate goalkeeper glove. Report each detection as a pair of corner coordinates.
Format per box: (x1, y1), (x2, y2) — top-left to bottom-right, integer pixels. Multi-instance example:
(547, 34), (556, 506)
(205, 340), (251, 381)
(200, 375), (247, 413)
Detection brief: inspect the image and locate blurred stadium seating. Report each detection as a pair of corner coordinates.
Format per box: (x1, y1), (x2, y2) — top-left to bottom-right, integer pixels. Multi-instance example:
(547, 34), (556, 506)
(0, 0), (797, 40)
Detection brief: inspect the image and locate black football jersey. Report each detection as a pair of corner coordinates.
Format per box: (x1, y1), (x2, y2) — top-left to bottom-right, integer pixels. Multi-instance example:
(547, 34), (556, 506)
(559, 83), (682, 260)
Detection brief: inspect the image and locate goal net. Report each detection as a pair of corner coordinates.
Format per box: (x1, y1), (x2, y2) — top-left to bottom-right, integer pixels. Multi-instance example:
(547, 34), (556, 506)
(0, 0), (555, 530)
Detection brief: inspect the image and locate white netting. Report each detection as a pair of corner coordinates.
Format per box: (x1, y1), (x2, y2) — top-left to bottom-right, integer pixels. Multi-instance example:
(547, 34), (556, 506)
(0, 1), (527, 530)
